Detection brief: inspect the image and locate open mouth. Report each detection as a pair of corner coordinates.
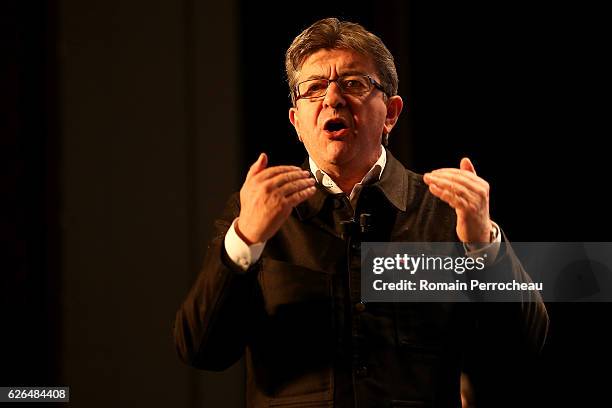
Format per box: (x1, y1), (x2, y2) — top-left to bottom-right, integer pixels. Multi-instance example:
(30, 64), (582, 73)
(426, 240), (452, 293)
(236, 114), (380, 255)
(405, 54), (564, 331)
(323, 118), (349, 134)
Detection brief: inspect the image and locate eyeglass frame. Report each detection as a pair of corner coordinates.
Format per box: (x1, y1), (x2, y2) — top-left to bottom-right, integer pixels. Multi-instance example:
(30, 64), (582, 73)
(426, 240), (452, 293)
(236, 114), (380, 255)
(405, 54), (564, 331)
(292, 74), (388, 103)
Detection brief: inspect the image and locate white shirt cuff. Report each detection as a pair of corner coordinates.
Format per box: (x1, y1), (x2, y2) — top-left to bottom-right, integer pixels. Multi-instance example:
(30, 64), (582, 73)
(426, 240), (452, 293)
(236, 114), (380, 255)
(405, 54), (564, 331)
(224, 218), (266, 271)
(463, 221), (502, 265)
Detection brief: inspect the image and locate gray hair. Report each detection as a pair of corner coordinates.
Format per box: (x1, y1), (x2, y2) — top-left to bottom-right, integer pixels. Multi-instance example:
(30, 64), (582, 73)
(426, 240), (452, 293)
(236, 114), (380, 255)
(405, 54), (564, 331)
(285, 17), (399, 105)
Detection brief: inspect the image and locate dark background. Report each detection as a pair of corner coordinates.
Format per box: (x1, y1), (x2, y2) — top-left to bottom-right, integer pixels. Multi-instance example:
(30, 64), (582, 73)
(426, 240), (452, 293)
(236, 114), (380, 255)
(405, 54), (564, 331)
(2, 0), (610, 406)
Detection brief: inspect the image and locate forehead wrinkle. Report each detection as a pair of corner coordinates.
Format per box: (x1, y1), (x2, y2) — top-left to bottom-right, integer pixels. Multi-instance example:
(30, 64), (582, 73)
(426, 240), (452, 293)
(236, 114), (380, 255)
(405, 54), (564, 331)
(297, 50), (378, 84)
(302, 58), (362, 73)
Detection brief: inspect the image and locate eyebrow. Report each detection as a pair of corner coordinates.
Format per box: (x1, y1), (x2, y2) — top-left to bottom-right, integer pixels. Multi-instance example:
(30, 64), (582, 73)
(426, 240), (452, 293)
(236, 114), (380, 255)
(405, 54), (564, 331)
(302, 74), (328, 81)
(301, 70), (369, 82)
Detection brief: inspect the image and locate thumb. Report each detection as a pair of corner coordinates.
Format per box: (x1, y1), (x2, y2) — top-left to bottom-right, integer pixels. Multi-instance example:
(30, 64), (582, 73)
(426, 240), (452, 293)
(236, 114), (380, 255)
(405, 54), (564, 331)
(460, 157), (477, 175)
(246, 153), (268, 180)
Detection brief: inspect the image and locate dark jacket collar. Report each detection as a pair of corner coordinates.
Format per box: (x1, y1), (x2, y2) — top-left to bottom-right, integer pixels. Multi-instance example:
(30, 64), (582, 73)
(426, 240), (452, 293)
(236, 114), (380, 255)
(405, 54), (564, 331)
(372, 148), (409, 212)
(296, 148), (410, 220)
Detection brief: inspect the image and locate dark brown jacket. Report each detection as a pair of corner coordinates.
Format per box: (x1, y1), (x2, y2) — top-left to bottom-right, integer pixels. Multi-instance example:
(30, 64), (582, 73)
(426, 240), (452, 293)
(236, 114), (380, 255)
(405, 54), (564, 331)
(174, 150), (548, 408)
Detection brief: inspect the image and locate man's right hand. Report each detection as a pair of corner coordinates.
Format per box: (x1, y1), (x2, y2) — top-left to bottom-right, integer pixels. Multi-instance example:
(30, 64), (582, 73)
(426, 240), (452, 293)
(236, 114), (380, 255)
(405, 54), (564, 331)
(235, 153), (316, 245)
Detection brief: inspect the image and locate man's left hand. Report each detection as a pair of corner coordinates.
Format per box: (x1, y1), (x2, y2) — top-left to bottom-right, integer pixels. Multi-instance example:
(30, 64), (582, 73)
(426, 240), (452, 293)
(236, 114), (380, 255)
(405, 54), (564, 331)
(423, 157), (493, 244)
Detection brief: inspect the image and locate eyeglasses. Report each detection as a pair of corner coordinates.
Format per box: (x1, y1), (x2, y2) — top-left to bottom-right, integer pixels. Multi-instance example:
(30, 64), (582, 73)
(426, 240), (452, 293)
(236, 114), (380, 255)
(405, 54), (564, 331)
(294, 74), (387, 101)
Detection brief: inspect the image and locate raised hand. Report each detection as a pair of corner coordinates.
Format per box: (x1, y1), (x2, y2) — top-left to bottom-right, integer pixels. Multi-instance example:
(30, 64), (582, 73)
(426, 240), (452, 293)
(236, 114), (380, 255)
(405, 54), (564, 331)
(423, 158), (493, 244)
(235, 153), (317, 244)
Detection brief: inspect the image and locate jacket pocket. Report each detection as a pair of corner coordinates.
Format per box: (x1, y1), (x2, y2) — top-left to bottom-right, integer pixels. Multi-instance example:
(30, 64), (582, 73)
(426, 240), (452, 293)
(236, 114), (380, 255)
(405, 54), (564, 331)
(268, 395), (333, 407)
(253, 258), (335, 397)
(260, 258), (332, 316)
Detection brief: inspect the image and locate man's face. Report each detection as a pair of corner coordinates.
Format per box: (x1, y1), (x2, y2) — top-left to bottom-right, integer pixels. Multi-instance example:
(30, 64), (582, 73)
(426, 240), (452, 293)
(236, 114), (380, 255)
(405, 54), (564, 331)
(289, 49), (402, 178)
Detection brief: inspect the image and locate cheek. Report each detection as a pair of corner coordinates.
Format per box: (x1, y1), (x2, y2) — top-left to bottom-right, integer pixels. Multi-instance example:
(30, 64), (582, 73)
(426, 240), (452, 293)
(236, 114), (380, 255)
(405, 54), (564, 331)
(354, 106), (386, 133)
(300, 107), (321, 132)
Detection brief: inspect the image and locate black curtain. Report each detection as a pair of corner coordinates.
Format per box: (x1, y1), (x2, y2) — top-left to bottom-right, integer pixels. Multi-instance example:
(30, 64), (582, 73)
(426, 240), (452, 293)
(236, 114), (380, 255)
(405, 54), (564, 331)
(1, 0), (61, 389)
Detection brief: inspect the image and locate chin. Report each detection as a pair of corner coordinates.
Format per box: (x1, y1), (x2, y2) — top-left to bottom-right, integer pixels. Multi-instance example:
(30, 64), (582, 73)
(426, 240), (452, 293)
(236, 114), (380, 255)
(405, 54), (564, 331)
(325, 142), (353, 161)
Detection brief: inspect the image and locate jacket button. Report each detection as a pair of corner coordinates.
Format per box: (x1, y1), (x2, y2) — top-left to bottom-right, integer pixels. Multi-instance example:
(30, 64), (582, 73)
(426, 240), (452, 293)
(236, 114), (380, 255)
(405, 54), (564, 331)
(354, 302), (366, 313)
(355, 365), (368, 378)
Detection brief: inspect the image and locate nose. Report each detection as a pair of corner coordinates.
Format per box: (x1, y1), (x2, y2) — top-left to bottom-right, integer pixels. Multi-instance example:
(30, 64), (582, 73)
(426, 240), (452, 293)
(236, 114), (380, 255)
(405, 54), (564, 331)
(322, 81), (346, 110)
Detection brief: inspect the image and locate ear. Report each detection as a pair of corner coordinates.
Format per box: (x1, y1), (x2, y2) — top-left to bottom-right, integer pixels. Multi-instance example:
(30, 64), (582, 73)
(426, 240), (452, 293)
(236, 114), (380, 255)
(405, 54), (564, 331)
(382, 95), (403, 136)
(289, 107), (303, 142)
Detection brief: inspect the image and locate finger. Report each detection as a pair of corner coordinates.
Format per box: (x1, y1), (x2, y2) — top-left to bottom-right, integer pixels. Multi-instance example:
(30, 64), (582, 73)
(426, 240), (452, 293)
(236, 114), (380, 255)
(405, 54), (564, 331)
(428, 183), (470, 211)
(278, 177), (316, 197)
(426, 169), (488, 195)
(285, 185), (317, 207)
(424, 171), (488, 199)
(426, 175), (479, 209)
(429, 168), (483, 185)
(425, 171), (484, 192)
(246, 153), (268, 180)
(266, 169), (312, 189)
(460, 157), (477, 175)
(254, 165), (306, 182)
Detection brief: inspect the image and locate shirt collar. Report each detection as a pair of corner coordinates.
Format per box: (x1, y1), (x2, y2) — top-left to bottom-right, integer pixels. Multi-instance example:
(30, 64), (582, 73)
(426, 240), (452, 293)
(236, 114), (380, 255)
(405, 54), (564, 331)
(308, 147), (387, 196)
(296, 148), (409, 221)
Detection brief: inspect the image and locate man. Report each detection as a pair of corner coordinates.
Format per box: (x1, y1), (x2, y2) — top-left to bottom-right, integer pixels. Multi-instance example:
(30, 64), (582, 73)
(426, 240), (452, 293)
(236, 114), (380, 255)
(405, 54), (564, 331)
(174, 18), (548, 407)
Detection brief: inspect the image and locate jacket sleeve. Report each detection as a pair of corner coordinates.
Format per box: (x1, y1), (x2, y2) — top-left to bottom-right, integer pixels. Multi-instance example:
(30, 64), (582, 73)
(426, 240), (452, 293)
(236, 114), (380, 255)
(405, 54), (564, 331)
(473, 230), (549, 354)
(173, 193), (261, 371)
(462, 230), (550, 405)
